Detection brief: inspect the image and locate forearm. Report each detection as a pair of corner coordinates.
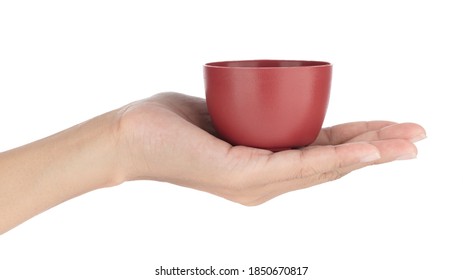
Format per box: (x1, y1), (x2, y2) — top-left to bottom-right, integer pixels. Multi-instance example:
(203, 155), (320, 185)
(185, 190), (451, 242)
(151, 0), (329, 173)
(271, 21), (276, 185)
(0, 110), (124, 234)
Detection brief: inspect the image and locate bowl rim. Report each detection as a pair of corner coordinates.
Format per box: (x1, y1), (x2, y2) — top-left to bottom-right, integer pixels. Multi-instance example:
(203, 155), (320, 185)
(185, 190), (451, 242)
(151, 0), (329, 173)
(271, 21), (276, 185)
(204, 59), (331, 69)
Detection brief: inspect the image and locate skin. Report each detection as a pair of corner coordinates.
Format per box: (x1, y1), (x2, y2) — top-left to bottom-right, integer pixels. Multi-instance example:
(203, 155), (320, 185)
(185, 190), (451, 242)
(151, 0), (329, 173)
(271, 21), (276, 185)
(0, 92), (426, 234)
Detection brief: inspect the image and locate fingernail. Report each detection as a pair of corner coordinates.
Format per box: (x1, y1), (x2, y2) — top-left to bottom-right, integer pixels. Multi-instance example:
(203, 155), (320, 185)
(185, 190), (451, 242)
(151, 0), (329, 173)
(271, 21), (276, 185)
(410, 134), (427, 143)
(360, 152), (381, 163)
(395, 152), (417, 160)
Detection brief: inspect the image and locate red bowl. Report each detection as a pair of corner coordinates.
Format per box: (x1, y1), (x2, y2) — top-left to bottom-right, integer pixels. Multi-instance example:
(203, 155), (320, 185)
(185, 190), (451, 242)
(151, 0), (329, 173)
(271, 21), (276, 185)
(204, 60), (332, 151)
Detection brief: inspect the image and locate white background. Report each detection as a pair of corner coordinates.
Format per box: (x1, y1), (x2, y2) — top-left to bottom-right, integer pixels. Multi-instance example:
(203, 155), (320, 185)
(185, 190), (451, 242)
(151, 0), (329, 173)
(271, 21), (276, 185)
(0, 0), (462, 279)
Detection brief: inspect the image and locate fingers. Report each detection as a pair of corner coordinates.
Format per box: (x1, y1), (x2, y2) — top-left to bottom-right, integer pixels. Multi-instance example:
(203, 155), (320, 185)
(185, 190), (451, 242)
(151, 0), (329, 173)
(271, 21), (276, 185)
(314, 121), (396, 145)
(232, 142), (381, 205)
(227, 138), (420, 206)
(262, 142), (381, 182)
(314, 121), (426, 146)
(226, 142), (380, 205)
(346, 123), (426, 144)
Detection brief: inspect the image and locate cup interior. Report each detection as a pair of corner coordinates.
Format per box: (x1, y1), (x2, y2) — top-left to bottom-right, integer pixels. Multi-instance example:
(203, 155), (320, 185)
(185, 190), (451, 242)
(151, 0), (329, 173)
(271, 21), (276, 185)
(205, 60), (330, 68)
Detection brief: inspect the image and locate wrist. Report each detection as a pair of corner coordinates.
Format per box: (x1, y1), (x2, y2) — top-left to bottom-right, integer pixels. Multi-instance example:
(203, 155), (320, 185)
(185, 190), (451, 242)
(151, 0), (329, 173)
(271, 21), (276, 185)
(79, 109), (128, 190)
(112, 98), (168, 183)
(34, 109), (127, 192)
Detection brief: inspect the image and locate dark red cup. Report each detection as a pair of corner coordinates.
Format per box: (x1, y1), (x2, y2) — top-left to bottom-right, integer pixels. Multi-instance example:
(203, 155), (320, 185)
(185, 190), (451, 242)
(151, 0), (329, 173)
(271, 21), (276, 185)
(204, 60), (332, 151)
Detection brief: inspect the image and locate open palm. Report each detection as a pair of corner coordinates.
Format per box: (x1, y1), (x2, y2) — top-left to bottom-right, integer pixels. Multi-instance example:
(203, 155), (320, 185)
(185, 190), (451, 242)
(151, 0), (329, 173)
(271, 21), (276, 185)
(118, 92), (425, 205)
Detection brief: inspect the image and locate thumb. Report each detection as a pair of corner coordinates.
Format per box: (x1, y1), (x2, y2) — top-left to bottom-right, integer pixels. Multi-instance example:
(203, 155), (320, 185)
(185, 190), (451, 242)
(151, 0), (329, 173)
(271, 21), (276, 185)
(263, 142), (381, 181)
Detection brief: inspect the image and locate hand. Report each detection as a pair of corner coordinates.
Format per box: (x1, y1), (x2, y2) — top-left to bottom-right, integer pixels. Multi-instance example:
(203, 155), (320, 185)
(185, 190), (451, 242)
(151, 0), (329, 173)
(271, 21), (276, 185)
(117, 92), (426, 205)
(0, 91), (426, 233)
